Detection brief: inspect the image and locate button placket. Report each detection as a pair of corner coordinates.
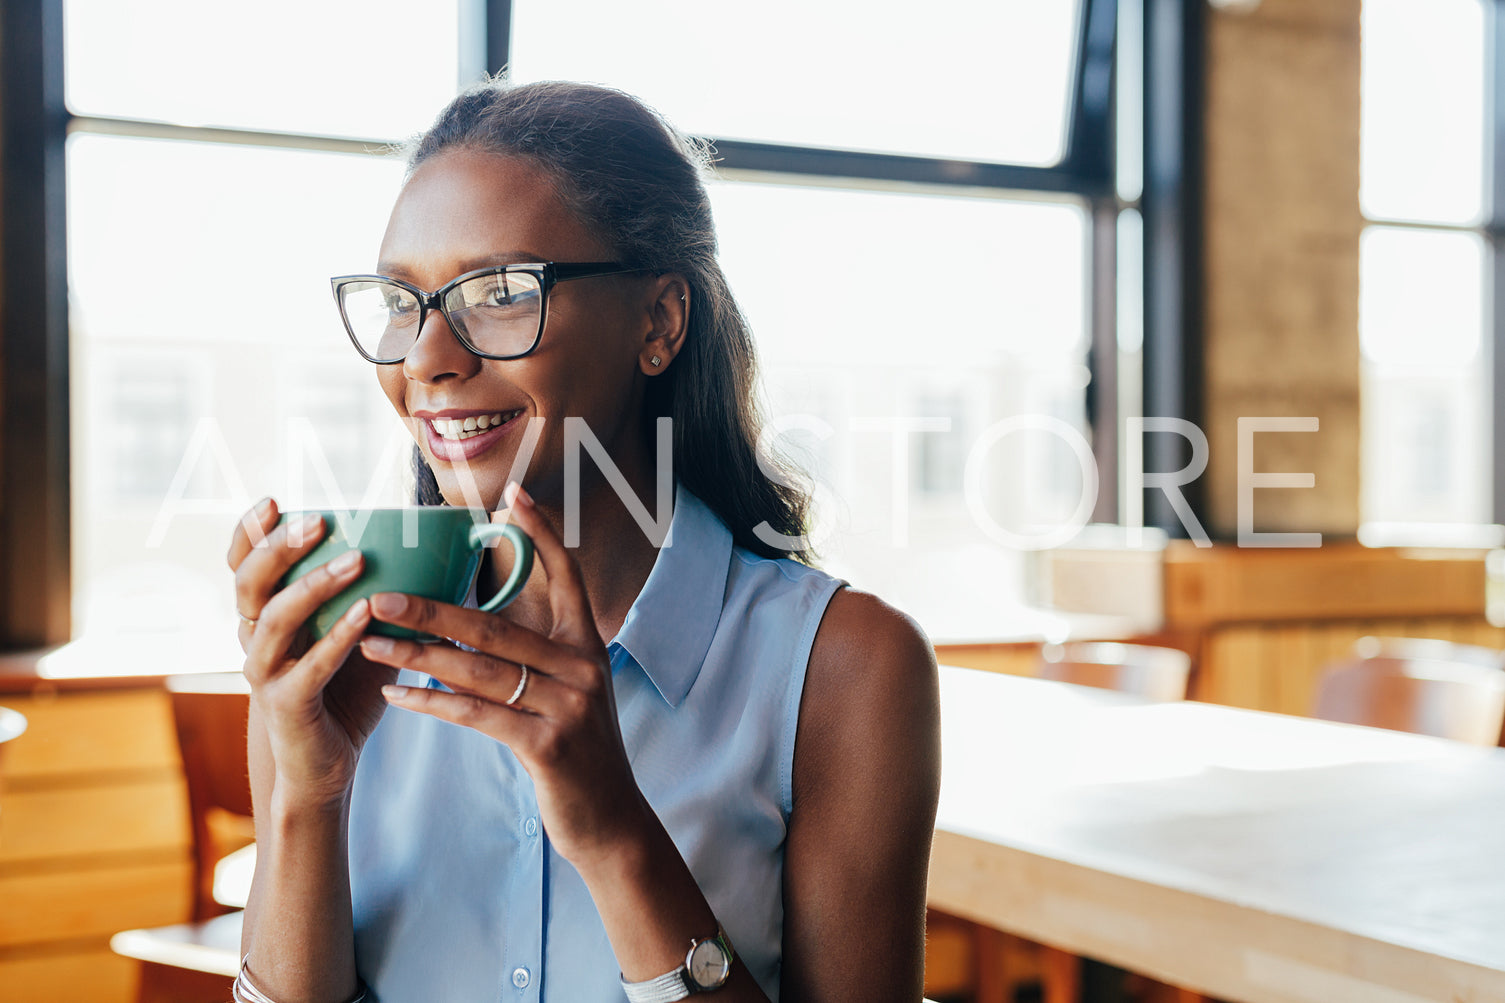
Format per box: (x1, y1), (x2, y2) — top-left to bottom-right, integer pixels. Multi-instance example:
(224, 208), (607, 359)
(503, 778), (545, 1000)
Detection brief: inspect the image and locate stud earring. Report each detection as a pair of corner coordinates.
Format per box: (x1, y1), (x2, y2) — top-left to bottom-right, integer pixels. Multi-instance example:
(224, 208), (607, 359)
(650, 355), (662, 367)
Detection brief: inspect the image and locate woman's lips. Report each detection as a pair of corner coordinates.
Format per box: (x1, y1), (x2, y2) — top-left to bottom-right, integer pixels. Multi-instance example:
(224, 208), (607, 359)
(421, 410), (525, 463)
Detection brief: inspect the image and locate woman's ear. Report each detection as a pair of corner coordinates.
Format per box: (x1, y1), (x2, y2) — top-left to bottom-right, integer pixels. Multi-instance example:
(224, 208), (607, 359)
(639, 273), (691, 375)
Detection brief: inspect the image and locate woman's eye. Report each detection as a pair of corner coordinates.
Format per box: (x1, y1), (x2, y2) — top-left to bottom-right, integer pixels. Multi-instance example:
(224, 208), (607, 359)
(384, 293), (418, 315)
(480, 283), (537, 309)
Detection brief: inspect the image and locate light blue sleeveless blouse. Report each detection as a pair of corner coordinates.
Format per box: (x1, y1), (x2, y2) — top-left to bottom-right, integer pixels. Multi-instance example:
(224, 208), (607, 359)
(348, 484), (844, 1001)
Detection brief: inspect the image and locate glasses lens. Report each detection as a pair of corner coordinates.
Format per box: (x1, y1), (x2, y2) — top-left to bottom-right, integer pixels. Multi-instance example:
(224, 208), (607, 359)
(340, 280), (421, 361)
(445, 270), (544, 358)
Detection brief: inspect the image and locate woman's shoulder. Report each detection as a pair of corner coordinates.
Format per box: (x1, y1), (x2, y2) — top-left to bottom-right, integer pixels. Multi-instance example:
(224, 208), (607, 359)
(794, 590), (933, 777)
(789, 585), (941, 817)
(807, 588), (937, 702)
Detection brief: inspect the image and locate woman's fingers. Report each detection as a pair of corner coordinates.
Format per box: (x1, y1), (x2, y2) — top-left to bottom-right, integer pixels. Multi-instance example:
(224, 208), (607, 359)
(283, 597), (374, 694)
(226, 497), (278, 572)
(503, 482), (595, 643)
(242, 549), (366, 683)
(366, 592), (564, 669)
(359, 633), (569, 716)
(381, 682), (546, 747)
(232, 512), (329, 621)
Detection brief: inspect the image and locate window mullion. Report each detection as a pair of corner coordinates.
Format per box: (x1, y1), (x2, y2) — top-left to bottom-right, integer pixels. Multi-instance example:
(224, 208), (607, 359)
(1490, 0), (1505, 522)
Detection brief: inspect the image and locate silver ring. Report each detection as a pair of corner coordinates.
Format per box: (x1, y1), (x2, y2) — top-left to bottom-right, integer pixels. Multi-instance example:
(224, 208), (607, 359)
(237, 610), (259, 628)
(505, 664), (529, 707)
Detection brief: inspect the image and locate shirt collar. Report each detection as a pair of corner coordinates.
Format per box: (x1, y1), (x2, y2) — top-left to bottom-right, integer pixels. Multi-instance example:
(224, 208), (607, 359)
(608, 482), (733, 707)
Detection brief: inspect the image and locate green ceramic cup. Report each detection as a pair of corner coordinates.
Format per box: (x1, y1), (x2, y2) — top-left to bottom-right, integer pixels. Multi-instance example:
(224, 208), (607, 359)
(280, 508), (534, 641)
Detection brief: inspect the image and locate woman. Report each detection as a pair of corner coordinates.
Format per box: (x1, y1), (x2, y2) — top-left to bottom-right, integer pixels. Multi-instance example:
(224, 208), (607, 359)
(227, 80), (940, 1003)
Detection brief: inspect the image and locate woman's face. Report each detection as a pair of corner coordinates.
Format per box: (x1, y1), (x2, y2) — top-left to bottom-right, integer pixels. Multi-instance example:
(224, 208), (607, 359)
(375, 148), (662, 510)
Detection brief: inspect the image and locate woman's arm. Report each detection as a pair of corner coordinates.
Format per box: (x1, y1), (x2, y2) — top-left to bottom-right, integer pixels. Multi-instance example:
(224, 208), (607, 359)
(227, 499), (396, 1003)
(781, 589), (942, 1001)
(242, 703), (360, 1002)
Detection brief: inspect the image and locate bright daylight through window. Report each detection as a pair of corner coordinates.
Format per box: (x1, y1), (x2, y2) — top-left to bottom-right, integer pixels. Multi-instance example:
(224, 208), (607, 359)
(1358, 0), (1492, 534)
(63, 0), (1097, 666)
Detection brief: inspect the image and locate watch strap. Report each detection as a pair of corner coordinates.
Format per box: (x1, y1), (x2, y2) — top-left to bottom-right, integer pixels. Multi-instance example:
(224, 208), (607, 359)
(620, 966), (691, 1003)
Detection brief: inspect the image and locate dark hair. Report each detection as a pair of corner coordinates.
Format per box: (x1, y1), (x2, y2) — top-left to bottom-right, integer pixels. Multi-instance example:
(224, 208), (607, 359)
(404, 79), (813, 562)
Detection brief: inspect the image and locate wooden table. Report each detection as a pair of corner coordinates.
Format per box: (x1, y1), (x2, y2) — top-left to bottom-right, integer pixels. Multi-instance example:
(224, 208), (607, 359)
(928, 666), (1505, 1003)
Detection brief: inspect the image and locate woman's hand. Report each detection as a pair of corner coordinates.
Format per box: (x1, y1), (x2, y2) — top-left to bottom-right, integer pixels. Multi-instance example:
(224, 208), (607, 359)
(358, 482), (650, 870)
(227, 498), (396, 810)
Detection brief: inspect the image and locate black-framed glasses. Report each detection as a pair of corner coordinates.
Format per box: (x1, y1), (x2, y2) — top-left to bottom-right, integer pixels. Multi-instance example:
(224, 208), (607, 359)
(330, 261), (640, 364)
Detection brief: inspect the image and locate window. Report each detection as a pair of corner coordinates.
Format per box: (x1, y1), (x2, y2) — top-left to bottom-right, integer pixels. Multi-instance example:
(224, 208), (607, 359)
(7, 0), (1132, 652)
(511, 0), (1119, 637)
(509, 1), (1083, 165)
(1358, 0), (1496, 531)
(66, 131), (405, 644)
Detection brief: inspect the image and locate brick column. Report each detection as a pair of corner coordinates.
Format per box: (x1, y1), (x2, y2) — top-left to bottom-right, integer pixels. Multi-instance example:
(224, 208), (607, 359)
(1202, 0), (1363, 539)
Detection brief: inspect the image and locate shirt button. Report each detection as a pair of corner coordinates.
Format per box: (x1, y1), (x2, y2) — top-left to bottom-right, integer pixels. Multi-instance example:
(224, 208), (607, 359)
(511, 966), (531, 989)
(523, 816), (539, 837)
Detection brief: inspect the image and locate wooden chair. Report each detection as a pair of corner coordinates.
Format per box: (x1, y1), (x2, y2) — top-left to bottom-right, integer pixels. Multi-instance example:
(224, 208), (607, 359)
(1348, 635), (1505, 669)
(1313, 639), (1505, 747)
(113, 672), (251, 1002)
(1037, 641), (1193, 702)
(165, 672), (254, 921)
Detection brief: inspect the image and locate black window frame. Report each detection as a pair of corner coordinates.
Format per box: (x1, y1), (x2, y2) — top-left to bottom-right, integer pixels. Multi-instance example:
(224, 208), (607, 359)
(1, 0), (1183, 648)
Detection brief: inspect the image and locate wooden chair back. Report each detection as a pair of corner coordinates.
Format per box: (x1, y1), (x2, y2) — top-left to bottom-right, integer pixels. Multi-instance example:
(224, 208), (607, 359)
(1349, 635), (1504, 670)
(1037, 642), (1192, 702)
(1312, 648), (1505, 747)
(165, 673), (252, 921)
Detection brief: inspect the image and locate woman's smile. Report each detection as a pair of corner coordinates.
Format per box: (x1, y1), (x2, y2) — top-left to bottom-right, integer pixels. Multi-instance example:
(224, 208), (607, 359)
(413, 406), (528, 463)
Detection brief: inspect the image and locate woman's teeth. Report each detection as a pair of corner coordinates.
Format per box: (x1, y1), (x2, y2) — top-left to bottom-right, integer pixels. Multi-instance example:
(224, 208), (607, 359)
(430, 410), (520, 440)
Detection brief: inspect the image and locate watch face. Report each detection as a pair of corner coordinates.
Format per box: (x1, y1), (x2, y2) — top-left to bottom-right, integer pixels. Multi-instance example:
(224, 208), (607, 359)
(687, 938), (731, 989)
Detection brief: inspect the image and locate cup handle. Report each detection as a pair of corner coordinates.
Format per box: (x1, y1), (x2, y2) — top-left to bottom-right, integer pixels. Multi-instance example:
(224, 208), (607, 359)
(468, 522), (535, 613)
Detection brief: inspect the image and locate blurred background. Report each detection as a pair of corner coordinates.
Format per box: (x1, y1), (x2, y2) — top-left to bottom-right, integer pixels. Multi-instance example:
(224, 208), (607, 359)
(8, 0), (1499, 655)
(58, 0), (1103, 655)
(1, 0), (1502, 999)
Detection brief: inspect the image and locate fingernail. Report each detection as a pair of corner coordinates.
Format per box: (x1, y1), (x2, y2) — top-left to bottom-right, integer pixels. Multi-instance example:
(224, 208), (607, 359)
(300, 513), (324, 533)
(370, 592), (407, 618)
(361, 635), (394, 655)
(508, 482), (533, 508)
(382, 685), (410, 701)
(343, 598), (369, 624)
(255, 497), (274, 519)
(330, 549), (361, 575)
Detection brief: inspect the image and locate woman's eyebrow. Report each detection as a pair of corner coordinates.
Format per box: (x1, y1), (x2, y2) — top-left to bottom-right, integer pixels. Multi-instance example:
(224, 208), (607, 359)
(375, 251), (548, 280)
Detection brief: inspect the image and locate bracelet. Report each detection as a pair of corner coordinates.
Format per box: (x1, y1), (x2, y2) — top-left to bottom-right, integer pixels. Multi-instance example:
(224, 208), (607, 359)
(234, 955), (371, 1003)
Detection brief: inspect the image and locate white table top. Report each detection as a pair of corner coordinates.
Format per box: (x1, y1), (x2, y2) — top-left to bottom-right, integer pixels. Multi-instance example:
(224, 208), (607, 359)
(214, 842), (255, 909)
(929, 666), (1505, 1003)
(0, 706), (26, 744)
(111, 910), (243, 977)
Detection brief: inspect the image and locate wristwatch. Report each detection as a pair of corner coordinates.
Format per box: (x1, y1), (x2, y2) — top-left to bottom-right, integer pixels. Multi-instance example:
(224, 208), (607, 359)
(620, 925), (735, 1001)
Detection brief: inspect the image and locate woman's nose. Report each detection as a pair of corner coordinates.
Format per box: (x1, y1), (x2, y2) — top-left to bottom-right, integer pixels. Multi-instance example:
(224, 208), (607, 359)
(403, 307), (480, 384)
